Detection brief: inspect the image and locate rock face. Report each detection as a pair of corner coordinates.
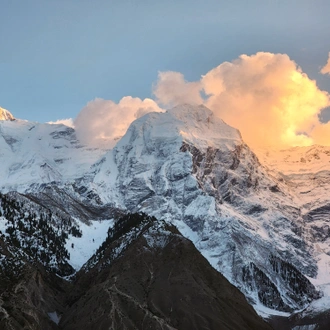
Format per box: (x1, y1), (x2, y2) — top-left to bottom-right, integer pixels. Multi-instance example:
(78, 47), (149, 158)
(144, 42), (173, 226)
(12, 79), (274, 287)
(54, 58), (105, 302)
(90, 104), (320, 311)
(0, 213), (271, 330)
(0, 233), (69, 330)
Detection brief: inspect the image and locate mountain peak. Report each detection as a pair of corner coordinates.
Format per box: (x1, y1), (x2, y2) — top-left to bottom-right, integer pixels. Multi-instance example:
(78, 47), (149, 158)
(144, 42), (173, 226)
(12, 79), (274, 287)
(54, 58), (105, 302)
(167, 103), (214, 122)
(166, 103), (242, 149)
(113, 103), (243, 156)
(0, 107), (15, 121)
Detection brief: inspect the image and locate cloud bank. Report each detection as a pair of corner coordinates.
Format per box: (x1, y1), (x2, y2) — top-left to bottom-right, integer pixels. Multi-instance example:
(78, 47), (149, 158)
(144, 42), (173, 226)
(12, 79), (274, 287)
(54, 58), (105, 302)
(71, 52), (330, 150)
(321, 52), (330, 75)
(154, 52), (330, 149)
(74, 96), (163, 148)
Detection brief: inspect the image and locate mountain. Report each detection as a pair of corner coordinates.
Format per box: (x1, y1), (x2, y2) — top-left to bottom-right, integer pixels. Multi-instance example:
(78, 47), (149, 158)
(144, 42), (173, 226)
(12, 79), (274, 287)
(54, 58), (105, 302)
(256, 145), (330, 327)
(257, 144), (330, 211)
(0, 213), (271, 330)
(0, 104), (330, 328)
(0, 117), (105, 193)
(88, 104), (320, 312)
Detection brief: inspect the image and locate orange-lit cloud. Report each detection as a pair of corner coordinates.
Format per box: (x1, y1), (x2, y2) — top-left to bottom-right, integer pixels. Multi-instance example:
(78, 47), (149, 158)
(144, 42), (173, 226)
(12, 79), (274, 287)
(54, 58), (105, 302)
(154, 52), (330, 149)
(74, 96), (163, 148)
(203, 52), (329, 148)
(321, 52), (330, 75)
(309, 122), (330, 146)
(73, 52), (330, 150)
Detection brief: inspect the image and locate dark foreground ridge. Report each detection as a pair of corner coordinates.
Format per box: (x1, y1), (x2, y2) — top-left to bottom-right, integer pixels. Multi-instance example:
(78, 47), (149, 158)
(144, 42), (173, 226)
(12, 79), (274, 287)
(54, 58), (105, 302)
(0, 213), (272, 330)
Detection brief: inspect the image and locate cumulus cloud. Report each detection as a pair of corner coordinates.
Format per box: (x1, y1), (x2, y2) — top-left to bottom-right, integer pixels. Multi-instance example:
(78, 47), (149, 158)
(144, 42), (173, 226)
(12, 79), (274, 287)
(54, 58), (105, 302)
(202, 52), (330, 148)
(74, 96), (163, 148)
(72, 52), (330, 150)
(153, 71), (203, 107)
(321, 52), (330, 75)
(153, 52), (330, 149)
(47, 118), (74, 128)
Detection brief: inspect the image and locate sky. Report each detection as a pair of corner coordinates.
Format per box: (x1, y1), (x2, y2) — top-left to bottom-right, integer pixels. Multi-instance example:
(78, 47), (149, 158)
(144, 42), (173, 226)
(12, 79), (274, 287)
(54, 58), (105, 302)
(1, 0), (330, 149)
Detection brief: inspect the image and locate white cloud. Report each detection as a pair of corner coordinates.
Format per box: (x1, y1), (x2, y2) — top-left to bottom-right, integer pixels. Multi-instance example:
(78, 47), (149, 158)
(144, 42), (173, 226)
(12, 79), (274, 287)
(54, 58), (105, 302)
(73, 52), (330, 150)
(47, 118), (74, 128)
(153, 71), (203, 107)
(152, 52), (330, 149)
(74, 96), (163, 148)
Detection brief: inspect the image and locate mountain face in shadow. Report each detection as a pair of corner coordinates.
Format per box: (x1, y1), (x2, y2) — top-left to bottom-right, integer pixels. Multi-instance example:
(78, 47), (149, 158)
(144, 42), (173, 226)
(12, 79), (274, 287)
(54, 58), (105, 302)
(0, 214), (272, 330)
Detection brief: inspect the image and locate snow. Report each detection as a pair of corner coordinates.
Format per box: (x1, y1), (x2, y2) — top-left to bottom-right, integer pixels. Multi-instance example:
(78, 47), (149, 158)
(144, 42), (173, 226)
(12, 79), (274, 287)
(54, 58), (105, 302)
(255, 145), (330, 176)
(66, 219), (114, 270)
(255, 145), (330, 209)
(170, 218), (199, 243)
(253, 303), (291, 319)
(48, 311), (61, 325)
(0, 119), (107, 192)
(255, 144), (330, 315)
(302, 249), (330, 316)
(0, 216), (8, 235)
(292, 325), (317, 330)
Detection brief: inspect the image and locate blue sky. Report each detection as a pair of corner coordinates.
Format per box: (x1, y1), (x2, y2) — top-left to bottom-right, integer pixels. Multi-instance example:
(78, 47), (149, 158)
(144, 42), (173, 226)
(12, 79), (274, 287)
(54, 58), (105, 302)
(1, 0), (330, 122)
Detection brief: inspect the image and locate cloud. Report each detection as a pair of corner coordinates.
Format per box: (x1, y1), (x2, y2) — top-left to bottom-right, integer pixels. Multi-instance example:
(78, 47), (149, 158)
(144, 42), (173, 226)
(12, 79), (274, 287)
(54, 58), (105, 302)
(153, 52), (330, 149)
(74, 96), (163, 148)
(73, 52), (330, 150)
(310, 121), (330, 145)
(202, 52), (330, 148)
(320, 52), (330, 75)
(153, 71), (203, 107)
(47, 118), (74, 128)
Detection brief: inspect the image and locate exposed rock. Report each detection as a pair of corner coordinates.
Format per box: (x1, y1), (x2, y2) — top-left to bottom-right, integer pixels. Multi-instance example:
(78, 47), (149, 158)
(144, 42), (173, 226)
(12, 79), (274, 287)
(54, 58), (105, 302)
(0, 214), (272, 330)
(60, 215), (272, 330)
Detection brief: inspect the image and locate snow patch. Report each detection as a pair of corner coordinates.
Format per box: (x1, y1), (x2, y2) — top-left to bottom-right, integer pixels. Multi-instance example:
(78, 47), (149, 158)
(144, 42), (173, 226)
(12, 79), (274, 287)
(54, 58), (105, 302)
(253, 303), (291, 319)
(66, 219), (114, 270)
(48, 311), (61, 325)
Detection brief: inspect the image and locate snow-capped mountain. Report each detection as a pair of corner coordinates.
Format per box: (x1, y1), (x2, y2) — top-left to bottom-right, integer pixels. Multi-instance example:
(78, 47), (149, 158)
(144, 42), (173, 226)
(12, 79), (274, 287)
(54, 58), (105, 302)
(1, 104), (330, 328)
(257, 145), (330, 210)
(256, 145), (330, 323)
(88, 104), (320, 312)
(0, 114), (106, 192)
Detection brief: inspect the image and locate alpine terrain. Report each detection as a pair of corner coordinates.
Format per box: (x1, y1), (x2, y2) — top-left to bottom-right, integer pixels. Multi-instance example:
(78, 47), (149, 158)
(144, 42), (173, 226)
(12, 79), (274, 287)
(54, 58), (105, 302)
(0, 104), (330, 329)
